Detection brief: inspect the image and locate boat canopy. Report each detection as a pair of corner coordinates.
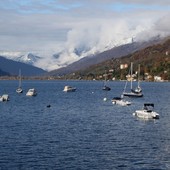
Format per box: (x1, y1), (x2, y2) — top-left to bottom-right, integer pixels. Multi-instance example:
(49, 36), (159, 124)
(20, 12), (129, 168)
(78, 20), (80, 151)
(112, 97), (122, 100)
(144, 103), (154, 107)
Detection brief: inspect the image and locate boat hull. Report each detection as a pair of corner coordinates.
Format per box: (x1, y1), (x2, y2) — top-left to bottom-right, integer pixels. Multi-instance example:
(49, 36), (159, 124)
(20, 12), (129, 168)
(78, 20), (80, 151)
(16, 88), (23, 93)
(63, 86), (76, 92)
(123, 92), (143, 97)
(133, 110), (159, 119)
(112, 99), (131, 106)
(26, 89), (37, 96)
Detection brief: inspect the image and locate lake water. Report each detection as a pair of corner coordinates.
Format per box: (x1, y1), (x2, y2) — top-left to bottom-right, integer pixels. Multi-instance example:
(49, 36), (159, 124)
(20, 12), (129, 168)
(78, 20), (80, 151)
(0, 80), (170, 170)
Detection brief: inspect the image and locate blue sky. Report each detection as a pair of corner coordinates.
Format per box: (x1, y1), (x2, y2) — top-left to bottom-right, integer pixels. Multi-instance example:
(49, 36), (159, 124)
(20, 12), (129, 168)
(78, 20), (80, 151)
(1, 0), (170, 14)
(0, 0), (170, 70)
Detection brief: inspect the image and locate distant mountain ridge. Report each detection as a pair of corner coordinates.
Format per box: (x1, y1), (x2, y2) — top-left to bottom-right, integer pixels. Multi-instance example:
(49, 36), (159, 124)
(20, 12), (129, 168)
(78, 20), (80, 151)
(0, 36), (169, 77)
(0, 56), (46, 76)
(48, 37), (163, 76)
(16, 53), (42, 65)
(73, 38), (170, 81)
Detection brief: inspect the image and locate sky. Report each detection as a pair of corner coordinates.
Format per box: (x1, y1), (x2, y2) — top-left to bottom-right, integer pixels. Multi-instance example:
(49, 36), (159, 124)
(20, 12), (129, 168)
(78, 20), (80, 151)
(0, 0), (170, 70)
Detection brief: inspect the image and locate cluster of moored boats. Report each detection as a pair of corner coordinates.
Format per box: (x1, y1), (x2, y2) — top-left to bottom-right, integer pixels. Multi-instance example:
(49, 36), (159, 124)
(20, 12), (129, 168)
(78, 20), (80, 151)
(1, 63), (159, 119)
(110, 95), (159, 119)
(0, 83), (159, 119)
(0, 88), (37, 101)
(0, 85), (75, 102)
(102, 63), (159, 119)
(1, 69), (38, 101)
(57, 84), (159, 120)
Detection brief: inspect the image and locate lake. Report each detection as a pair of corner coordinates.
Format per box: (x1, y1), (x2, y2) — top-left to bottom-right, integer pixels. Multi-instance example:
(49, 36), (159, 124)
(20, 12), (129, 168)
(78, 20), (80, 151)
(0, 80), (170, 170)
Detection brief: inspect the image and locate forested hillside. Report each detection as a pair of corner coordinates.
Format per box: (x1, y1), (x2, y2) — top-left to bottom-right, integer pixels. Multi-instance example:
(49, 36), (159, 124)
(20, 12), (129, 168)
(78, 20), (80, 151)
(64, 38), (170, 81)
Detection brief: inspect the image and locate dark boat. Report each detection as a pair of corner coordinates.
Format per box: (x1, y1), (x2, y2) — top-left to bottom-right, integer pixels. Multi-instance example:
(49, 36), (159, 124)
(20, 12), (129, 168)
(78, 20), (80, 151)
(102, 85), (111, 91)
(102, 70), (111, 91)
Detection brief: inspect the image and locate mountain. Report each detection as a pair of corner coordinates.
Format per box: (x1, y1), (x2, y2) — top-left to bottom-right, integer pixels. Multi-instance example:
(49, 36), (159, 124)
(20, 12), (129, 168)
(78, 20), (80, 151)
(0, 68), (10, 76)
(70, 38), (170, 81)
(16, 53), (42, 65)
(47, 37), (163, 76)
(0, 56), (46, 76)
(0, 35), (168, 74)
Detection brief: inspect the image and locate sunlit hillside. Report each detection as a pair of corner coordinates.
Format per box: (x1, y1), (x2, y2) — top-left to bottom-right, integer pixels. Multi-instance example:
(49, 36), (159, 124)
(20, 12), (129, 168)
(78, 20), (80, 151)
(64, 38), (170, 81)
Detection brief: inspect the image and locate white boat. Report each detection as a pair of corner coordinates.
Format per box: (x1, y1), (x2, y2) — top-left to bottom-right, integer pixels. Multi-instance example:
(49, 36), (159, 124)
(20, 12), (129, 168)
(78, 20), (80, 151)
(16, 87), (23, 93)
(0, 94), (9, 102)
(26, 88), (37, 96)
(123, 63), (143, 97)
(16, 69), (23, 93)
(112, 97), (131, 106)
(63, 86), (76, 92)
(102, 70), (111, 91)
(133, 103), (159, 119)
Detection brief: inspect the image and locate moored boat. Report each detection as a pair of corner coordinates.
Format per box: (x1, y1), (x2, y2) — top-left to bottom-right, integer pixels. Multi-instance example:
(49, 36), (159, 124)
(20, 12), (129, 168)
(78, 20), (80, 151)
(0, 94), (9, 102)
(133, 103), (159, 119)
(16, 87), (23, 93)
(102, 70), (111, 91)
(102, 85), (111, 91)
(123, 63), (143, 97)
(123, 91), (143, 97)
(63, 86), (76, 92)
(16, 69), (23, 93)
(26, 88), (37, 96)
(112, 97), (131, 106)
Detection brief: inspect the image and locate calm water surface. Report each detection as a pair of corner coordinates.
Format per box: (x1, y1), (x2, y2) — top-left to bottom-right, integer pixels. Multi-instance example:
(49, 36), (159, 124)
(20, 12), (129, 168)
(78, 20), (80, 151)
(0, 80), (170, 170)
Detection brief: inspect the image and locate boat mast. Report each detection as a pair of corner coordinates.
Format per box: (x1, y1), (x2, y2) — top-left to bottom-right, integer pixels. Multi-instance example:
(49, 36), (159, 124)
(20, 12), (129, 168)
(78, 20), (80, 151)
(138, 64), (140, 88)
(104, 70), (106, 86)
(18, 69), (22, 88)
(130, 62), (133, 90)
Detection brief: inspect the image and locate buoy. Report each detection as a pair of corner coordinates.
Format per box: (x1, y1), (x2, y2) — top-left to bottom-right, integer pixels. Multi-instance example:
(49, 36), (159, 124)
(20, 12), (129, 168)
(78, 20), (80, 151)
(103, 97), (107, 101)
(47, 105), (51, 108)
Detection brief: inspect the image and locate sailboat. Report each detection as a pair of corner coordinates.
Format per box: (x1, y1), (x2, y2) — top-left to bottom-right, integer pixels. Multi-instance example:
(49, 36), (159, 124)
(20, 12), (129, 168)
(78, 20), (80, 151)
(16, 69), (23, 93)
(132, 64), (142, 93)
(102, 70), (111, 91)
(123, 63), (143, 97)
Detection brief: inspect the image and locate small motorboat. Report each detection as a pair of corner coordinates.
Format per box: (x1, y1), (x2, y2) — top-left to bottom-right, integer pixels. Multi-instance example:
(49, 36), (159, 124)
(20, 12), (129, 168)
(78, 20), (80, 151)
(133, 103), (159, 119)
(26, 88), (37, 96)
(112, 97), (131, 106)
(0, 94), (9, 102)
(102, 85), (111, 91)
(63, 86), (76, 92)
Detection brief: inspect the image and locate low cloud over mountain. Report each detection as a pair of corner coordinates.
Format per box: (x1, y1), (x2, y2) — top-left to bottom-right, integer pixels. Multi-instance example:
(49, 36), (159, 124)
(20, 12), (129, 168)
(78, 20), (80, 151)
(0, 1), (169, 71)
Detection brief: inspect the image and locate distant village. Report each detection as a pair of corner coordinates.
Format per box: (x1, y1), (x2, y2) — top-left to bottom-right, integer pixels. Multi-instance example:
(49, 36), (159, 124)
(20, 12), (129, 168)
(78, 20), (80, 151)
(47, 62), (169, 82)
